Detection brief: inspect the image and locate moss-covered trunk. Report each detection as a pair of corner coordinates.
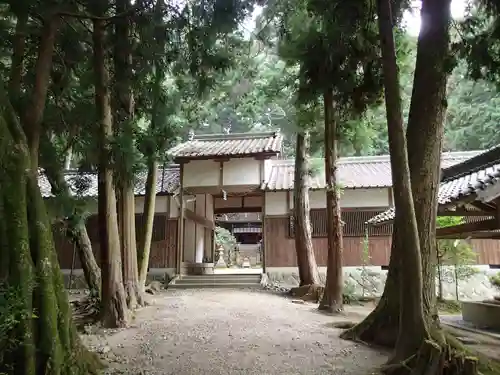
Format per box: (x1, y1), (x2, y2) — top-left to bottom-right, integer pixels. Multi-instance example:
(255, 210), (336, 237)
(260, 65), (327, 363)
(92, 17), (128, 328)
(319, 89), (343, 313)
(118, 184), (144, 308)
(0, 89), (101, 375)
(406, 0), (451, 324)
(294, 131), (320, 286)
(139, 159), (158, 287)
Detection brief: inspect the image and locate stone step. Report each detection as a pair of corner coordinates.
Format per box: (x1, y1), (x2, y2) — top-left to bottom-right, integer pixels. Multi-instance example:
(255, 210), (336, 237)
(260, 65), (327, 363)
(169, 282), (261, 289)
(177, 275), (261, 282)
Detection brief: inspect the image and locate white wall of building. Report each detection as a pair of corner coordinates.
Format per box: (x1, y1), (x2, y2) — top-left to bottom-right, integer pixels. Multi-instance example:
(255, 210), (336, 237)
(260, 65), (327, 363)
(182, 158), (263, 188)
(264, 188), (390, 215)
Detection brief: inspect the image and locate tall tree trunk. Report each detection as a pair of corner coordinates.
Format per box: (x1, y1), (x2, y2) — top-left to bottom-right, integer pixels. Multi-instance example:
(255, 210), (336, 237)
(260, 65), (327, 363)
(341, 0), (451, 352)
(294, 131), (320, 286)
(118, 185), (144, 308)
(139, 159), (158, 287)
(375, 0), (429, 363)
(8, 12), (28, 101)
(113, 0), (144, 308)
(23, 16), (60, 170)
(92, 17), (128, 328)
(139, 0), (165, 286)
(0, 88), (101, 375)
(406, 0), (451, 325)
(318, 89), (343, 313)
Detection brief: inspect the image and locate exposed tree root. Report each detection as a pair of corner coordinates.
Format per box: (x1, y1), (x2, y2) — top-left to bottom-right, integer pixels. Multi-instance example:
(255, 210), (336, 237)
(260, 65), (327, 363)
(71, 296), (101, 330)
(340, 292), (399, 347)
(290, 284), (324, 303)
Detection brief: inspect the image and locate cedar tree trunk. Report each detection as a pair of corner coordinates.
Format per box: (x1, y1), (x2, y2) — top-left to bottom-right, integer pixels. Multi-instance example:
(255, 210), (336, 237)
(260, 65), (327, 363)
(0, 89), (101, 375)
(319, 89), (343, 312)
(375, 0), (429, 363)
(23, 16), (60, 170)
(92, 17), (128, 328)
(72, 224), (102, 298)
(8, 12), (28, 101)
(118, 185), (144, 308)
(406, 0), (451, 324)
(113, 0), (144, 307)
(294, 131), (320, 286)
(139, 159), (158, 287)
(139, 0), (166, 286)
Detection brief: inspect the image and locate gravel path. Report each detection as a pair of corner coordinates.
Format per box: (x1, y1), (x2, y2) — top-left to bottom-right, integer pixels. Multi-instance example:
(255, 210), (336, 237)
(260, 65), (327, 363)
(83, 289), (388, 375)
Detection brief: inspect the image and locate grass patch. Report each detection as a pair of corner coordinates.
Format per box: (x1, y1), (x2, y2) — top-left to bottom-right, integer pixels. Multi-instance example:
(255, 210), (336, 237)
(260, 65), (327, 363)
(438, 299), (462, 314)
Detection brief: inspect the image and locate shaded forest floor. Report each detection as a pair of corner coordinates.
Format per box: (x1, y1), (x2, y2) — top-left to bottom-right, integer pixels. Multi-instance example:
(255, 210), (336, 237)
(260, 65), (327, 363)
(77, 289), (388, 375)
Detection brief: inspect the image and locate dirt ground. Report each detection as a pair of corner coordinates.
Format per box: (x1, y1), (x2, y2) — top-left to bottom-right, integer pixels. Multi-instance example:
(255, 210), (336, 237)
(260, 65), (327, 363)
(81, 289), (388, 375)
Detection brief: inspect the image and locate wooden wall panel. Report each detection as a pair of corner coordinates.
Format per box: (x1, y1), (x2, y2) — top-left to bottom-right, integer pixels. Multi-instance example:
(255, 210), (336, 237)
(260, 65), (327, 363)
(55, 216), (178, 269)
(264, 217), (500, 267)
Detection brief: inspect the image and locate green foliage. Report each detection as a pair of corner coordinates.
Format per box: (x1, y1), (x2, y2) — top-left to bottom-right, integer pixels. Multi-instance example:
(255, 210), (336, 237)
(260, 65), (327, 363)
(0, 283), (33, 369)
(215, 226), (237, 252)
(489, 272), (500, 291)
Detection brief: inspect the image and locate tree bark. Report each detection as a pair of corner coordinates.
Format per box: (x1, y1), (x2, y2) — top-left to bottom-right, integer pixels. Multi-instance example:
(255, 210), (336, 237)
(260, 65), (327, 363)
(72, 224), (102, 298)
(0, 88), (101, 375)
(406, 0), (451, 324)
(341, 0), (452, 354)
(8, 12), (28, 101)
(92, 17), (128, 328)
(118, 185), (144, 308)
(139, 159), (158, 287)
(294, 131), (320, 286)
(23, 15), (60, 170)
(113, 0), (144, 308)
(318, 89), (343, 313)
(375, 0), (429, 363)
(139, 0), (166, 287)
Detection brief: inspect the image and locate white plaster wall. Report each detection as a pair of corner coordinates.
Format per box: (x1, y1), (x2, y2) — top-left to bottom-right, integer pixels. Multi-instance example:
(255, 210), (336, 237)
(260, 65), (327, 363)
(183, 160), (219, 187)
(223, 158), (261, 186)
(264, 191), (288, 215)
(134, 195), (169, 214)
(285, 188), (390, 210)
(182, 158), (262, 188)
(169, 196), (179, 218)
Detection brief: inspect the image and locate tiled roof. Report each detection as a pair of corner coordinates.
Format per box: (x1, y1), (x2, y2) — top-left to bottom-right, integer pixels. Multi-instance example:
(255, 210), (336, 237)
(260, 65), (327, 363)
(38, 166), (180, 198)
(262, 151), (480, 191)
(368, 147), (500, 225)
(167, 131), (283, 160)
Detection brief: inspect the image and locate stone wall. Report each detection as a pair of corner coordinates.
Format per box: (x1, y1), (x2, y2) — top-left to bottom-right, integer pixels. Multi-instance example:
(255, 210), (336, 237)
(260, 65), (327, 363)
(266, 265), (500, 301)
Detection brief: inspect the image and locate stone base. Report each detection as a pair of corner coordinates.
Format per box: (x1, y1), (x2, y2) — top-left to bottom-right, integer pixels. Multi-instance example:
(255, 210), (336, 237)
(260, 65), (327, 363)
(265, 266), (500, 301)
(181, 262), (215, 275)
(462, 301), (500, 330)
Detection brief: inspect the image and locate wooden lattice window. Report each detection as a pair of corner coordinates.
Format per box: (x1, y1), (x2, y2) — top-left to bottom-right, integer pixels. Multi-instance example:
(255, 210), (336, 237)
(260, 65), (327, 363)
(289, 209), (393, 238)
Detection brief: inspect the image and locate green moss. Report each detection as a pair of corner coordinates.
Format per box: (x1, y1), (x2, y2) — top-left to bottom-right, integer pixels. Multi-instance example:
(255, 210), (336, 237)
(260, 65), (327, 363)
(0, 98), (102, 374)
